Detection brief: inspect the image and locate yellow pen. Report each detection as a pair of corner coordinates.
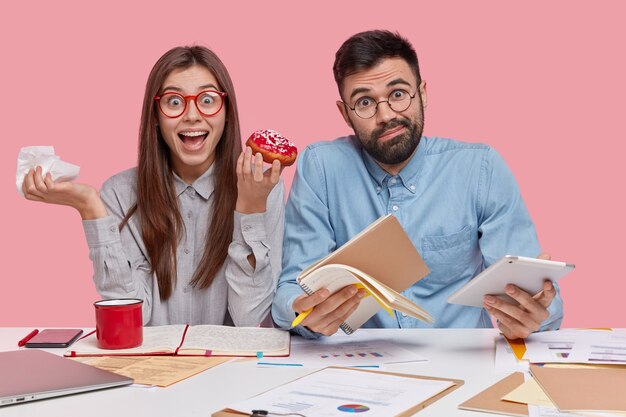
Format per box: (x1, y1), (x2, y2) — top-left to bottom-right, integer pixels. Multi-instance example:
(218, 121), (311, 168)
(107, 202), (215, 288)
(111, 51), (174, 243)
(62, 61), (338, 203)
(291, 309), (312, 328)
(354, 283), (394, 317)
(291, 284), (394, 328)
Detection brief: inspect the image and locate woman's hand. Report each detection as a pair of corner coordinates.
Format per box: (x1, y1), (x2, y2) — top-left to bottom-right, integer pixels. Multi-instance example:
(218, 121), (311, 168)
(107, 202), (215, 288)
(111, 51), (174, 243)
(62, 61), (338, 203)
(22, 166), (107, 220)
(235, 147), (282, 214)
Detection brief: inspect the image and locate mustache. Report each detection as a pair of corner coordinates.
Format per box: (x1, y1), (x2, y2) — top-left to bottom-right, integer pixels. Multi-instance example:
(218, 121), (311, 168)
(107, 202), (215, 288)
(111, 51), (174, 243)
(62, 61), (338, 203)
(372, 119), (411, 140)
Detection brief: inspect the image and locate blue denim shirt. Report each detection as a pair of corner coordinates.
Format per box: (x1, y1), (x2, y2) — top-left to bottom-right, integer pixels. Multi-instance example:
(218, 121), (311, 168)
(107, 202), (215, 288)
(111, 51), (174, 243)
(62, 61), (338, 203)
(272, 136), (563, 337)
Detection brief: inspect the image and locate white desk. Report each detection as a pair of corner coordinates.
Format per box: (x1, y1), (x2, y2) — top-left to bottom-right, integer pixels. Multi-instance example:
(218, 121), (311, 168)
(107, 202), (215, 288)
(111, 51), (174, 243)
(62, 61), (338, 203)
(1, 328), (512, 416)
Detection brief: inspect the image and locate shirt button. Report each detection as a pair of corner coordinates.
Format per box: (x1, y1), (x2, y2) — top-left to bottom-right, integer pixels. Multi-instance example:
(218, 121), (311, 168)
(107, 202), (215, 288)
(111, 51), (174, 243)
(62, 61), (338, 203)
(410, 184), (416, 191)
(243, 225), (252, 232)
(376, 187), (382, 193)
(187, 212), (193, 219)
(184, 248), (190, 254)
(392, 205), (399, 211)
(390, 178), (397, 185)
(109, 226), (116, 233)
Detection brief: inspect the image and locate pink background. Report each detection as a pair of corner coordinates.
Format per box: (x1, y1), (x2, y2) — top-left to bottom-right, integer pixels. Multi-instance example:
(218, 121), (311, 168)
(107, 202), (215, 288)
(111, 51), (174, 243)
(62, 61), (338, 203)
(2, 1), (624, 327)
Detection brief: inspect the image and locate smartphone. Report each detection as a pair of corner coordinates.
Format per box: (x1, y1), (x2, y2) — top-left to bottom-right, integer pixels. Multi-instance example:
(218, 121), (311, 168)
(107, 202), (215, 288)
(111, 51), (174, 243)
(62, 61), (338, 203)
(447, 255), (575, 307)
(24, 329), (84, 348)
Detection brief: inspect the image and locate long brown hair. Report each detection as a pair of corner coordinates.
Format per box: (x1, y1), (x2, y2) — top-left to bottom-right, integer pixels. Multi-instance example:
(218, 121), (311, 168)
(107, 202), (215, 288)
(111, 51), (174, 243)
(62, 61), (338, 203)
(122, 46), (241, 300)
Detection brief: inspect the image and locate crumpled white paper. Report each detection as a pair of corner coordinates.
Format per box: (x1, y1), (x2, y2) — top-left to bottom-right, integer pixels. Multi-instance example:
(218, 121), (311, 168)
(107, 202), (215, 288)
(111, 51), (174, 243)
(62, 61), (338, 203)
(16, 146), (80, 197)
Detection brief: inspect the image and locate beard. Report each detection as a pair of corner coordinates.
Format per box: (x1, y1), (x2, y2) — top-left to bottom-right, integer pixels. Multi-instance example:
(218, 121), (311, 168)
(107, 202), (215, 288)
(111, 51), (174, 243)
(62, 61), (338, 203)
(352, 101), (425, 166)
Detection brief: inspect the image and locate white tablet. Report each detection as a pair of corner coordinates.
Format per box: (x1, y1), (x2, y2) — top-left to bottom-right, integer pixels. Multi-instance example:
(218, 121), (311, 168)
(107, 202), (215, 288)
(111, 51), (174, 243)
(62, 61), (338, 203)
(447, 255), (575, 307)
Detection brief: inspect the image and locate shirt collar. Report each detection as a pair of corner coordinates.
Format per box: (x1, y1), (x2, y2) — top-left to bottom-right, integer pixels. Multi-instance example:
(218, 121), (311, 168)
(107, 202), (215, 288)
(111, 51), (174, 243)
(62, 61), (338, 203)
(173, 163), (216, 200)
(360, 135), (428, 188)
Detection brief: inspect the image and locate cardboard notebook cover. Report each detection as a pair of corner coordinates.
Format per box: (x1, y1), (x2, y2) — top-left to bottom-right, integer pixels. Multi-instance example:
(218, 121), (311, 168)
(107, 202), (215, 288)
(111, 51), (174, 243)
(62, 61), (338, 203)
(66, 325), (290, 358)
(212, 367), (464, 417)
(530, 364), (626, 413)
(458, 372), (528, 416)
(298, 215), (431, 334)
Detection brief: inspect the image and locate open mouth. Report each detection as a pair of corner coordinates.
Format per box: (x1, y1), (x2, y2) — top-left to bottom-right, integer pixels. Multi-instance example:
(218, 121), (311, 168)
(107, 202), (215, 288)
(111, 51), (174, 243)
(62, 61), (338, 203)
(178, 131), (208, 151)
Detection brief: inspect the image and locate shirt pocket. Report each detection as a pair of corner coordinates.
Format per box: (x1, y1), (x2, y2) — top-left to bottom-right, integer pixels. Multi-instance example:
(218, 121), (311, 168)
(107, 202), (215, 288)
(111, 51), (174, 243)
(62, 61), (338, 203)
(421, 225), (473, 286)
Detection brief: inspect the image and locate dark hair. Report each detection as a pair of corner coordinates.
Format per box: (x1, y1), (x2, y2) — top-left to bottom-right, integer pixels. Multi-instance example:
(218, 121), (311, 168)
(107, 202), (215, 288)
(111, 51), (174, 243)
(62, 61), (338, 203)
(333, 30), (421, 98)
(121, 45), (241, 300)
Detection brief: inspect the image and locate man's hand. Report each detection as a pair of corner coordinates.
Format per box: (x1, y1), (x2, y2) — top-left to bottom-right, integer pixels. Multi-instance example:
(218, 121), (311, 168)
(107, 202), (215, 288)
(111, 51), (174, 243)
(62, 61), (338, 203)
(292, 285), (366, 336)
(483, 253), (557, 339)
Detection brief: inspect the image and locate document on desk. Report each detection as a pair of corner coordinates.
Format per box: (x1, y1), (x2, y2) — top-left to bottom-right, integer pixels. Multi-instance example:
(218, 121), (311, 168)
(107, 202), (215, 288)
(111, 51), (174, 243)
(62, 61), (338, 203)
(495, 337), (529, 373)
(528, 405), (586, 417)
(72, 356), (230, 387)
(260, 331), (426, 368)
(502, 377), (555, 407)
(523, 329), (626, 364)
(226, 367), (456, 417)
(528, 405), (626, 417)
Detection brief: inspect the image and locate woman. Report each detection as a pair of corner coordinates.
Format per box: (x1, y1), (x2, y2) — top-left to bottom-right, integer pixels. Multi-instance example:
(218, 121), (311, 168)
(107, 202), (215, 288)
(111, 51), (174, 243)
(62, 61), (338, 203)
(22, 46), (285, 326)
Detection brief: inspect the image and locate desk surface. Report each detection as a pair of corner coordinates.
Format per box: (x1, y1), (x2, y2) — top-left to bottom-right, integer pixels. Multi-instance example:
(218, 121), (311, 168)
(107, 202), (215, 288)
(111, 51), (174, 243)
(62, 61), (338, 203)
(1, 328), (514, 416)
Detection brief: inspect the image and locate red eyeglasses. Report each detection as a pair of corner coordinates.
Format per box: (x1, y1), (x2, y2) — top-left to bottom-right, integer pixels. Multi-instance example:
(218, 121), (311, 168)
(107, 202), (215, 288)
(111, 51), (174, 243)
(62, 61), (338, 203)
(154, 90), (227, 118)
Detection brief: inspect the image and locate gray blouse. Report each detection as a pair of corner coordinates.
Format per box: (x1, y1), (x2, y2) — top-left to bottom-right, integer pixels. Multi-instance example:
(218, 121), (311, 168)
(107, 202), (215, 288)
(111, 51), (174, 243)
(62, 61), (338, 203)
(82, 164), (284, 326)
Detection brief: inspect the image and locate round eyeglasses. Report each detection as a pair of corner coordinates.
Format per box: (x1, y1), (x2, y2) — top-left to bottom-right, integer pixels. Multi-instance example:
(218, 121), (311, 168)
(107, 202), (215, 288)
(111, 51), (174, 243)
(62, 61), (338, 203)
(345, 89), (416, 119)
(154, 90), (228, 118)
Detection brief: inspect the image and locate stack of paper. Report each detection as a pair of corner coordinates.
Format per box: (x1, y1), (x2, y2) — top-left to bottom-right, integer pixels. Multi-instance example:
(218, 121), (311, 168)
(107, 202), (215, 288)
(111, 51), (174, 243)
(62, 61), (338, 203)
(523, 329), (626, 365)
(461, 367), (626, 416)
(466, 330), (626, 416)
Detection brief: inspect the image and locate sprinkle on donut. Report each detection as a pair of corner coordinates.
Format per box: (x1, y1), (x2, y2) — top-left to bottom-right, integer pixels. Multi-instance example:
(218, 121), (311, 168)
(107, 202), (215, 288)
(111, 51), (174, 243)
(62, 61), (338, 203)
(246, 129), (298, 166)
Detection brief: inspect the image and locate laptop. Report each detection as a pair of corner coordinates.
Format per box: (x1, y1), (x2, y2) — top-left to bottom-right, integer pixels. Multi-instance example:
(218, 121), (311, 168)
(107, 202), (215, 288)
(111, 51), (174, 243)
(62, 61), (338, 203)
(0, 349), (133, 406)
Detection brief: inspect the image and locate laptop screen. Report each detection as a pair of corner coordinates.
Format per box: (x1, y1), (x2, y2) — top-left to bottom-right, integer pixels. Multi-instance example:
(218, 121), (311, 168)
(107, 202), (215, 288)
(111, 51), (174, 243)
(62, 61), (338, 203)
(0, 349), (133, 406)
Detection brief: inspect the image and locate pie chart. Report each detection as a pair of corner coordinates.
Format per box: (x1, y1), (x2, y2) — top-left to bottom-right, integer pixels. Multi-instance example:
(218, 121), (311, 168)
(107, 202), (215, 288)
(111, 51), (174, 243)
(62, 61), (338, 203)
(337, 404), (370, 413)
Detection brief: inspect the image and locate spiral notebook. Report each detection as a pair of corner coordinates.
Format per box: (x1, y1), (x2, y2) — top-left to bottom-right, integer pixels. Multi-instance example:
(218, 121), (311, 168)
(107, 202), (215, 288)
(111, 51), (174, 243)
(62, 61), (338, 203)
(297, 215), (431, 334)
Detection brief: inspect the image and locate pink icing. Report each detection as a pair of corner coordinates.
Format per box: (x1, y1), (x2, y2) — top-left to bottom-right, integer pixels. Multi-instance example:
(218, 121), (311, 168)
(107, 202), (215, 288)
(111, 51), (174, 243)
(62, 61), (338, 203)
(248, 129), (297, 156)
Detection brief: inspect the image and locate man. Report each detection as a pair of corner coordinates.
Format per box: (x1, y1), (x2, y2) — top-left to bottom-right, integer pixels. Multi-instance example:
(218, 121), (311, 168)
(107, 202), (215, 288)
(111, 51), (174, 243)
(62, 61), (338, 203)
(272, 30), (562, 339)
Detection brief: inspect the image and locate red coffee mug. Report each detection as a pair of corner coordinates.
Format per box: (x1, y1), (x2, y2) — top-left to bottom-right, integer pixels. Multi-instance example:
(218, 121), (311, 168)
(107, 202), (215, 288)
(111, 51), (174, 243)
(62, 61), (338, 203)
(94, 299), (143, 349)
